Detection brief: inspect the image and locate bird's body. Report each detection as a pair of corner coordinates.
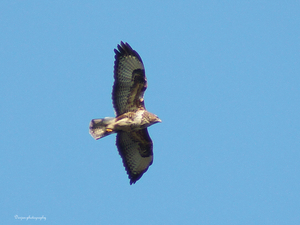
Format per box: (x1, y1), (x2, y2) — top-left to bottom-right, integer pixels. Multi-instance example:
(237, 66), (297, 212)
(90, 109), (159, 137)
(89, 42), (161, 184)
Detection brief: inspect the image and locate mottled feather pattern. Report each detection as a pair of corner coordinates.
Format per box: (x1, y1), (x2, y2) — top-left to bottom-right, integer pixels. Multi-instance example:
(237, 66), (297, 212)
(89, 42), (160, 184)
(113, 42), (147, 116)
(131, 129), (153, 157)
(116, 129), (153, 184)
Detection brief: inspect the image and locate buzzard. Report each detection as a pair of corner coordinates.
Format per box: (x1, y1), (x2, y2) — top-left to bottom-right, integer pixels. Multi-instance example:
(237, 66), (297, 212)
(89, 42), (161, 184)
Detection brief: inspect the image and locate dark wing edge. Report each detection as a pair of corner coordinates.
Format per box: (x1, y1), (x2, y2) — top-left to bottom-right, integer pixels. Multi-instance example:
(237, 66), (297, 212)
(116, 128), (153, 184)
(115, 42), (143, 64)
(112, 42), (147, 116)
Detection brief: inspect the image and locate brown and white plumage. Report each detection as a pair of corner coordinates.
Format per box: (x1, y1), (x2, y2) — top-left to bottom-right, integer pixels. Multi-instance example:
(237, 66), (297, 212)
(116, 129), (153, 184)
(113, 42), (147, 116)
(89, 42), (161, 184)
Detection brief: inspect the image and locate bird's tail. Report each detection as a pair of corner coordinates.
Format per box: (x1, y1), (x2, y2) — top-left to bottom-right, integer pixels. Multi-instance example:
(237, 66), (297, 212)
(89, 117), (116, 140)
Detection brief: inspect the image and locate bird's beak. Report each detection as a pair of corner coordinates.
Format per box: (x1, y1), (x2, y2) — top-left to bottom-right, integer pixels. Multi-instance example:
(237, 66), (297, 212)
(157, 118), (162, 123)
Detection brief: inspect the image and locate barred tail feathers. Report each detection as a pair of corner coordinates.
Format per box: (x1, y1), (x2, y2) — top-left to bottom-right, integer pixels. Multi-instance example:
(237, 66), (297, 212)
(89, 117), (116, 140)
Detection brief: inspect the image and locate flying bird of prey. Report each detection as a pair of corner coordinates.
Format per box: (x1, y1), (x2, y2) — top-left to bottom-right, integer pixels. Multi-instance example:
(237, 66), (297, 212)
(89, 42), (161, 184)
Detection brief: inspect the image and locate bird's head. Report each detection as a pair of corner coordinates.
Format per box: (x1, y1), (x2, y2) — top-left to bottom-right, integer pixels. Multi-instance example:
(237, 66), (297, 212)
(154, 116), (162, 124)
(147, 112), (161, 125)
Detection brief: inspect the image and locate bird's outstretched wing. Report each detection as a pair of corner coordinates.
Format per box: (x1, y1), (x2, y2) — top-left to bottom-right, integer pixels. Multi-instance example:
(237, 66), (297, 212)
(116, 128), (153, 184)
(112, 42), (147, 116)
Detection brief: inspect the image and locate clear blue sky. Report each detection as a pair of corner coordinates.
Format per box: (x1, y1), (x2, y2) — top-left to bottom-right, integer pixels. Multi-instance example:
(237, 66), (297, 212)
(1, 1), (299, 224)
